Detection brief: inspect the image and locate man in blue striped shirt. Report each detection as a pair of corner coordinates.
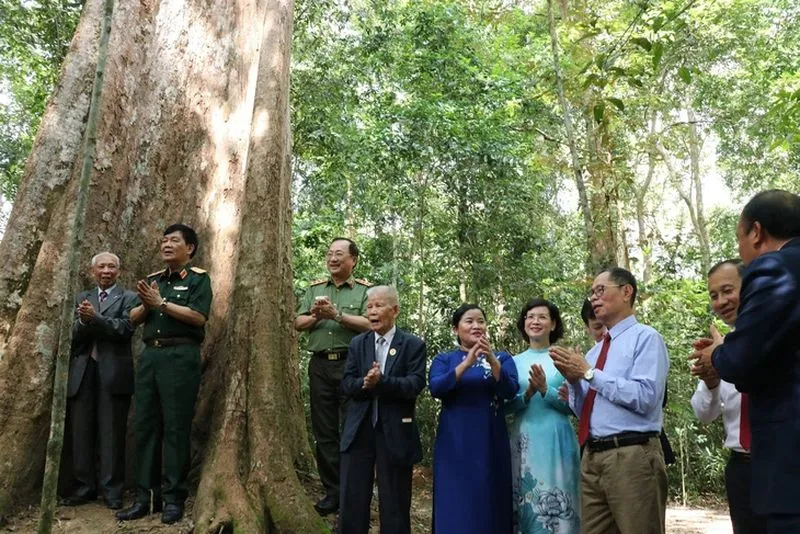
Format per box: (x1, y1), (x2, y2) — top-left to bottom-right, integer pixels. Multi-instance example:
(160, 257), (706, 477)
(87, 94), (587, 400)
(551, 267), (669, 534)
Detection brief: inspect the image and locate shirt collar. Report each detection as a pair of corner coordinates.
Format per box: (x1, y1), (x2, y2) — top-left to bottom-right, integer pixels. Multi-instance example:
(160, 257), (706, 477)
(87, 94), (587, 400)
(376, 325), (397, 346)
(607, 314), (638, 340)
(98, 284), (116, 296)
(328, 276), (355, 288)
(163, 265), (190, 280)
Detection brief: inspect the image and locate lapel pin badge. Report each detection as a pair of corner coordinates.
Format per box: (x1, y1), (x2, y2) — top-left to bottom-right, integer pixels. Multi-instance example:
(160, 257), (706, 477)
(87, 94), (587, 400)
(389, 348), (397, 357)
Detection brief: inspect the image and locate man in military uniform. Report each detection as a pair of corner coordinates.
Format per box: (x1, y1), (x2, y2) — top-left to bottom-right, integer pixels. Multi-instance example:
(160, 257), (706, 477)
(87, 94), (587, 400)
(295, 237), (371, 515)
(117, 224), (212, 525)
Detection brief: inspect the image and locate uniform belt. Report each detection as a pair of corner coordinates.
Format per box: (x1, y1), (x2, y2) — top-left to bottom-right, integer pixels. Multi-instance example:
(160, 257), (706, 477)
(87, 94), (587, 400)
(145, 337), (198, 348)
(312, 349), (348, 361)
(586, 431), (659, 452)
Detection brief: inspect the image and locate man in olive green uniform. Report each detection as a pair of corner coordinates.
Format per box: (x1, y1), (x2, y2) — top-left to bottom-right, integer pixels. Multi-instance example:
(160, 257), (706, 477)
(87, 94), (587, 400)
(295, 237), (371, 515)
(117, 224), (212, 525)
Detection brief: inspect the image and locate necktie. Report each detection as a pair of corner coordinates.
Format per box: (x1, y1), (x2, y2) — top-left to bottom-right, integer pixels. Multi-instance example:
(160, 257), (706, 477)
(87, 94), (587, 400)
(372, 337), (387, 427)
(578, 332), (612, 446)
(739, 393), (751, 451)
(91, 290), (108, 361)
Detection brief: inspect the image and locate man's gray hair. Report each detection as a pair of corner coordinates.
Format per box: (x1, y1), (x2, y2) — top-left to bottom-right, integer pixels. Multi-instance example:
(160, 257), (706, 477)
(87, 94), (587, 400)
(366, 285), (399, 306)
(91, 251), (121, 268)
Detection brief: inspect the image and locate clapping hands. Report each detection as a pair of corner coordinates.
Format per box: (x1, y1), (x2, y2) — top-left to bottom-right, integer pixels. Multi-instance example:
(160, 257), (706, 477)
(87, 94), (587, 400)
(363, 361), (382, 389)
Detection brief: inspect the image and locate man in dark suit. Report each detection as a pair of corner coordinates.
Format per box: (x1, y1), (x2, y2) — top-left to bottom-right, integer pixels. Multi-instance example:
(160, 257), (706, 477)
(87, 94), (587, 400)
(338, 285), (426, 534)
(690, 190), (800, 534)
(61, 252), (138, 510)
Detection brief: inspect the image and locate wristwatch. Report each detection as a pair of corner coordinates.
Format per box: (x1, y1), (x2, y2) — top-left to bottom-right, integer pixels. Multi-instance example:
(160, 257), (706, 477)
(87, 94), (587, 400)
(159, 298), (168, 310)
(583, 368), (595, 381)
(334, 310), (343, 323)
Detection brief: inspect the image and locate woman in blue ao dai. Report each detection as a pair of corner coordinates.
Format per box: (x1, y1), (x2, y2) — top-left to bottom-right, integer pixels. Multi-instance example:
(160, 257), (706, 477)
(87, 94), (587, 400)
(507, 298), (580, 534)
(429, 304), (519, 534)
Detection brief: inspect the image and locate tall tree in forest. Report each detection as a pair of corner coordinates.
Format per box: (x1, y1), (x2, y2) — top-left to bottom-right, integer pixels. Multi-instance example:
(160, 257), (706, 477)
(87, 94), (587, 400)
(0, 0), (324, 532)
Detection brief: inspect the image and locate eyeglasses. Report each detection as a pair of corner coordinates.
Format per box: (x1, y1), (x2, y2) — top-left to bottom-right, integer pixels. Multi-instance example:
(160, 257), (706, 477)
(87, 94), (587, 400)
(525, 313), (551, 321)
(326, 252), (351, 260)
(587, 284), (625, 299)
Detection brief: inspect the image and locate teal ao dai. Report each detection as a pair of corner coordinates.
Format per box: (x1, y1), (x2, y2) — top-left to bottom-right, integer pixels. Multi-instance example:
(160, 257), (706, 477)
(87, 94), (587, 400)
(506, 347), (581, 534)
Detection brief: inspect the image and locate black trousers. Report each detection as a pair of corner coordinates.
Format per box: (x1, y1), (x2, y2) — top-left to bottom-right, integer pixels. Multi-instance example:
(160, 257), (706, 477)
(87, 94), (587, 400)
(309, 356), (347, 499)
(339, 419), (413, 534)
(725, 452), (767, 534)
(69, 358), (131, 501)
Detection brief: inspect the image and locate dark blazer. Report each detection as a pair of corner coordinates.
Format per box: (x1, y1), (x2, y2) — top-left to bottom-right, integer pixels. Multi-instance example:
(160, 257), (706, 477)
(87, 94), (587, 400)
(340, 328), (426, 465)
(68, 286), (138, 397)
(712, 237), (800, 515)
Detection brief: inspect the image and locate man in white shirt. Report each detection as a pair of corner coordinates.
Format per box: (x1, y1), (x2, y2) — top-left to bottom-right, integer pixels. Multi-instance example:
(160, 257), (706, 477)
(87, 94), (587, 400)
(691, 259), (765, 534)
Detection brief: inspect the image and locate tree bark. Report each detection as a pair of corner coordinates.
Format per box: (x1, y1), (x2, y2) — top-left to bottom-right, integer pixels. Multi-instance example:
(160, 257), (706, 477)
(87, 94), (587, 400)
(0, 0), (322, 531)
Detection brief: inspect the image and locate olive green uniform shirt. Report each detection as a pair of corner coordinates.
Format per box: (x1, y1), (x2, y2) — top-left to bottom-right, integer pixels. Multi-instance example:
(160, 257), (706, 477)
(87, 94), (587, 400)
(296, 276), (370, 352)
(143, 265), (213, 343)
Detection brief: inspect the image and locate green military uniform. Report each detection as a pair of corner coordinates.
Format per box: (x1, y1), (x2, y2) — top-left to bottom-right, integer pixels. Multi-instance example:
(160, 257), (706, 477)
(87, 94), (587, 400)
(134, 265), (212, 507)
(297, 276), (369, 501)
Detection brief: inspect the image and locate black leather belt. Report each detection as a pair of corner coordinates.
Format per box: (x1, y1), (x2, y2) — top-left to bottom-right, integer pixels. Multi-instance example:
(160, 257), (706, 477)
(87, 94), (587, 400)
(730, 450), (751, 462)
(312, 349), (347, 361)
(586, 431), (659, 452)
(145, 337), (198, 348)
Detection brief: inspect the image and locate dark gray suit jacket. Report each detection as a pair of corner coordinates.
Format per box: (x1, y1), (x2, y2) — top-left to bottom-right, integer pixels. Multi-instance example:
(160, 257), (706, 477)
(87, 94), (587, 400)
(340, 328), (426, 465)
(68, 286), (138, 397)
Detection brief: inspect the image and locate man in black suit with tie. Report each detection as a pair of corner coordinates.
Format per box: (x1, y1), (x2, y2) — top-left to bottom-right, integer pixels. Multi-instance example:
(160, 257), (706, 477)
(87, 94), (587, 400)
(61, 252), (138, 510)
(690, 190), (800, 534)
(338, 285), (426, 534)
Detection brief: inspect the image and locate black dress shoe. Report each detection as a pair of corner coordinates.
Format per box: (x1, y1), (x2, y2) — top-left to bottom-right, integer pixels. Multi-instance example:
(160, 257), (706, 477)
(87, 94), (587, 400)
(105, 499), (123, 510)
(116, 501), (162, 521)
(60, 494), (96, 506)
(161, 503), (184, 524)
(313, 495), (339, 516)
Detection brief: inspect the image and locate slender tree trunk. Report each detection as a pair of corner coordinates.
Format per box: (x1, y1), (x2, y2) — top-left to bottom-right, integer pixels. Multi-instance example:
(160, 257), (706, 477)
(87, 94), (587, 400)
(38, 0), (116, 531)
(545, 0), (596, 273)
(0, 1), (322, 531)
(687, 106), (710, 274)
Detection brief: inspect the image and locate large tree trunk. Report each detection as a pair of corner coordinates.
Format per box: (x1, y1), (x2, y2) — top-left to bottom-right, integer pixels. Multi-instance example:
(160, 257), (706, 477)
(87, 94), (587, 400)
(0, 0), (323, 531)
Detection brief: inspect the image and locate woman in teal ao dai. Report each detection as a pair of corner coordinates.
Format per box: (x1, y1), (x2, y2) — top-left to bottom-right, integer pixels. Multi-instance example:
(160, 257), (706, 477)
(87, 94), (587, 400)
(506, 298), (580, 534)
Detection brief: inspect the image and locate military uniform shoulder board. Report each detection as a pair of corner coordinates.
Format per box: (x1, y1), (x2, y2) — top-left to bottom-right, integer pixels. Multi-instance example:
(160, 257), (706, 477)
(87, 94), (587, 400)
(354, 278), (373, 287)
(310, 278), (328, 286)
(190, 266), (207, 274)
(147, 269), (166, 278)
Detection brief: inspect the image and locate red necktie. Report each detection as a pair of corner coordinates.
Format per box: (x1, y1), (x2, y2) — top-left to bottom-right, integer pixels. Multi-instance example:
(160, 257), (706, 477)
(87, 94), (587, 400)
(739, 393), (751, 450)
(578, 332), (611, 446)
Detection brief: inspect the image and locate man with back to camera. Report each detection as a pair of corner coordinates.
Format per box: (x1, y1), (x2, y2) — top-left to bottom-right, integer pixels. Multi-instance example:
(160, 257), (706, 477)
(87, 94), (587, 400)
(294, 237), (372, 516)
(691, 258), (765, 534)
(61, 252), (138, 510)
(116, 223), (212, 525)
(690, 190), (800, 534)
(338, 285), (426, 534)
(551, 267), (669, 534)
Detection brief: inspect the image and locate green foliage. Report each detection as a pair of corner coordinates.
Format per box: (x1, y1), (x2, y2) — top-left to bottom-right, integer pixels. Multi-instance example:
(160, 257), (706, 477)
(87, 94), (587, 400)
(0, 0), (83, 201)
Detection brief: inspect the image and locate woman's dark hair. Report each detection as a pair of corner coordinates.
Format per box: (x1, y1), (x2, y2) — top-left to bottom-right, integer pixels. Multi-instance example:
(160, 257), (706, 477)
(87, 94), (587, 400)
(516, 298), (564, 344)
(740, 189), (800, 239)
(164, 223), (199, 258)
(451, 303), (485, 328)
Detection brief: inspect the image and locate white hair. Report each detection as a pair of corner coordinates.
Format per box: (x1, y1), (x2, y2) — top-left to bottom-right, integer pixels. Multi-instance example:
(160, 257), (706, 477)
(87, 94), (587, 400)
(366, 285), (399, 306)
(91, 252), (120, 268)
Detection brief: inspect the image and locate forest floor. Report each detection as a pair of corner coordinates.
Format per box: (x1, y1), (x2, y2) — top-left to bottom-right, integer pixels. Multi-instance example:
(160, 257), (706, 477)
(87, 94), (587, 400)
(1, 468), (731, 533)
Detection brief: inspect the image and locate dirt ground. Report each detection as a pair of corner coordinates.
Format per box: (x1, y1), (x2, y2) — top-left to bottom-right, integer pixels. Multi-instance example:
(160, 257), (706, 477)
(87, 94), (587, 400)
(1, 469), (732, 533)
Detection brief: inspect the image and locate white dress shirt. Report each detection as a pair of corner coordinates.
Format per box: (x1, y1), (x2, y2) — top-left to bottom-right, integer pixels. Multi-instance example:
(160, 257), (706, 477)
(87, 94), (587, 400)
(374, 326), (396, 373)
(691, 379), (748, 453)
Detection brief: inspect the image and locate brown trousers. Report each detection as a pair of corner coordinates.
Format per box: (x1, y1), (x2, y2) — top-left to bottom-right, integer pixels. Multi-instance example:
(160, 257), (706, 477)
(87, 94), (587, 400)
(581, 437), (667, 534)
